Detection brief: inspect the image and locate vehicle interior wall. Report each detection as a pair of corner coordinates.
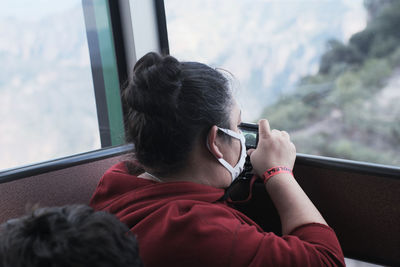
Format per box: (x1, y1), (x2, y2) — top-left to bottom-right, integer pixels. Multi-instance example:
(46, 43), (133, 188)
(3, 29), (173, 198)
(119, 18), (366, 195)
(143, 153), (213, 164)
(0, 155), (123, 224)
(235, 162), (399, 266)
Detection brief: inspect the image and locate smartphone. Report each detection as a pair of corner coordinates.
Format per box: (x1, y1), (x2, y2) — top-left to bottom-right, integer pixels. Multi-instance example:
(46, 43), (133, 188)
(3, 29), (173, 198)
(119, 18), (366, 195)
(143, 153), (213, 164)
(238, 123), (259, 179)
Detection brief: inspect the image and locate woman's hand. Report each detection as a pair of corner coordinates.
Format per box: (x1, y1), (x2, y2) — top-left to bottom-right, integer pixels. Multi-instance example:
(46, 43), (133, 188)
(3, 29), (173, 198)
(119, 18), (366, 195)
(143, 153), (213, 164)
(248, 120), (327, 234)
(247, 119), (296, 177)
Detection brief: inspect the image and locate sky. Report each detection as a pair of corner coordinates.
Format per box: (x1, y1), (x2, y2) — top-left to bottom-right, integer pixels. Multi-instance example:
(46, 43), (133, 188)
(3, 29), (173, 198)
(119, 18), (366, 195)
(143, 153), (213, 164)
(0, 0), (80, 21)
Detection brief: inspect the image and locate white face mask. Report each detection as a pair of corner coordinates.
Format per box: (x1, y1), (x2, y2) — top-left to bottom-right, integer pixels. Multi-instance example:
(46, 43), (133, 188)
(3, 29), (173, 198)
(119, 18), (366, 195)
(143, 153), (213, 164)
(208, 127), (247, 183)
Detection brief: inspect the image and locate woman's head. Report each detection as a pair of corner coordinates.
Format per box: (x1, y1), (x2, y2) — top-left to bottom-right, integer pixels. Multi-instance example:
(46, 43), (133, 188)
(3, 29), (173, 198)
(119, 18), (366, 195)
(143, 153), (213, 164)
(123, 52), (234, 175)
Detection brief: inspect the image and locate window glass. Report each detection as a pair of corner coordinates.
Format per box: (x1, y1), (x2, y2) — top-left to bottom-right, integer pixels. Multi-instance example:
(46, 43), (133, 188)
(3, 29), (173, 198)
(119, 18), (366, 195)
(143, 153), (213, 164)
(165, 0), (400, 166)
(0, 1), (100, 170)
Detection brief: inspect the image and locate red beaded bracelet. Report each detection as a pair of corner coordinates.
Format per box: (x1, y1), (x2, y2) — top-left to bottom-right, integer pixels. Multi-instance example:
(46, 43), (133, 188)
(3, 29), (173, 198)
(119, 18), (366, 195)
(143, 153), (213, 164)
(262, 166), (293, 184)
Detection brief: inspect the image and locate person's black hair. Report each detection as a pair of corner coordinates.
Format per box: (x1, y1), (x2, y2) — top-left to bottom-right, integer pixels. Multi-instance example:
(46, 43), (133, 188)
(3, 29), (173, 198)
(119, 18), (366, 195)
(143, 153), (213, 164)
(0, 205), (142, 267)
(123, 52), (233, 175)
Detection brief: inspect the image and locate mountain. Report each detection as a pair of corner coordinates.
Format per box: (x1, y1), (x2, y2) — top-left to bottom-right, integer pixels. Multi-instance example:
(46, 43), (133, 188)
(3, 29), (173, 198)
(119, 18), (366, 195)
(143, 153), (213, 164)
(165, 0), (367, 120)
(260, 0), (400, 166)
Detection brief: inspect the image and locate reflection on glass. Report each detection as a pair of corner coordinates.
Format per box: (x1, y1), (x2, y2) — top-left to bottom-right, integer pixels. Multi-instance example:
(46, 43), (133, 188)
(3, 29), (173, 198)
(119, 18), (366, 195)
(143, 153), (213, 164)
(0, 0), (100, 170)
(165, 0), (400, 166)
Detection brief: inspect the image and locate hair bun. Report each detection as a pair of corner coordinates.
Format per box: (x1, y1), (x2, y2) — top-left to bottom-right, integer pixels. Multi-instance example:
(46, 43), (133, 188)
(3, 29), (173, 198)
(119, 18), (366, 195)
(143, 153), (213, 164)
(126, 52), (182, 117)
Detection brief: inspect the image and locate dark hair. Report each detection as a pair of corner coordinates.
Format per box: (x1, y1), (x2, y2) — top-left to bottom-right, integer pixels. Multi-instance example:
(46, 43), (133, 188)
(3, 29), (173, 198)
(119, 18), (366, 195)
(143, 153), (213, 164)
(0, 205), (142, 267)
(123, 52), (233, 175)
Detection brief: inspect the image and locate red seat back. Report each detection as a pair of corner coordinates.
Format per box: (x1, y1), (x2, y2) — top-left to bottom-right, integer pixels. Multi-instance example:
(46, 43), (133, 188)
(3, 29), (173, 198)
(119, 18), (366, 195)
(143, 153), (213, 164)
(0, 156), (122, 223)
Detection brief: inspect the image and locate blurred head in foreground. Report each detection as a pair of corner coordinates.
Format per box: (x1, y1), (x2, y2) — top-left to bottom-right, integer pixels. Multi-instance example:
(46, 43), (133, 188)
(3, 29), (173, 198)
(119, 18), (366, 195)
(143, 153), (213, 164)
(0, 205), (142, 267)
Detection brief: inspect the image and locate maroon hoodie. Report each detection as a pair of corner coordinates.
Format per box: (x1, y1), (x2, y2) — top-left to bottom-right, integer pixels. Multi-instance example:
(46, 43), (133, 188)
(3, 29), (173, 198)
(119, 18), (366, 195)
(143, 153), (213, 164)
(90, 162), (345, 267)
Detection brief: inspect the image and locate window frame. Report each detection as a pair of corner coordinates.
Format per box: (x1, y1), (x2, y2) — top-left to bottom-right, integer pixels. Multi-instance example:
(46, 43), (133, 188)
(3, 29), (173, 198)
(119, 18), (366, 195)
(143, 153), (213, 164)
(82, 0), (125, 147)
(0, 0), (398, 188)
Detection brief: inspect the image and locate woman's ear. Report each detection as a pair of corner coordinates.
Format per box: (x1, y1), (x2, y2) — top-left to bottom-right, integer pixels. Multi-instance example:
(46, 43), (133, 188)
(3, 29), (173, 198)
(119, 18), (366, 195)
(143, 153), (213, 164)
(207, 126), (223, 159)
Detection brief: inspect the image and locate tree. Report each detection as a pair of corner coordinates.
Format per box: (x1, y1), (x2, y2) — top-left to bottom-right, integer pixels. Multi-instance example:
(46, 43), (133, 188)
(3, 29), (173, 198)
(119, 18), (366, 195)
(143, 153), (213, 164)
(319, 40), (363, 74)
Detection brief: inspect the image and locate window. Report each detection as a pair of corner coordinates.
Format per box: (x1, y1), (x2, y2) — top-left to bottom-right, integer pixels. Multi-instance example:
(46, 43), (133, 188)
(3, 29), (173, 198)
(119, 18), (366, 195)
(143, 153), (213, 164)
(165, 0), (400, 167)
(0, 0), (124, 171)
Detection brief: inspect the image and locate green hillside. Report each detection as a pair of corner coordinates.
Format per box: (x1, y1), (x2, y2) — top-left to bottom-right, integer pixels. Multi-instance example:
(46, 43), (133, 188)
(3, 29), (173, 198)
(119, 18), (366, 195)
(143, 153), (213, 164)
(261, 0), (400, 165)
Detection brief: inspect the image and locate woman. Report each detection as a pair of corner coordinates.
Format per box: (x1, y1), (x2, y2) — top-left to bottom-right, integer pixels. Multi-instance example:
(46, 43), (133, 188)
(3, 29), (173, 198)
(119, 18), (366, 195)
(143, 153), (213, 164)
(90, 52), (345, 266)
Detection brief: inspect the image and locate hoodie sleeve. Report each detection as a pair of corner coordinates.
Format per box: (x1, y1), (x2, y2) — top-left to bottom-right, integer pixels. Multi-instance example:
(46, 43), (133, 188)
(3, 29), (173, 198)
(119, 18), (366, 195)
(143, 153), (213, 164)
(228, 222), (345, 267)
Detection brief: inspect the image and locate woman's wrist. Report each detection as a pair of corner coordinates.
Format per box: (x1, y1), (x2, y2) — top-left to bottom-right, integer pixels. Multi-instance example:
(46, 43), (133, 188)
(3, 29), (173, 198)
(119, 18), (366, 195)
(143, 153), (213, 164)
(262, 166), (293, 184)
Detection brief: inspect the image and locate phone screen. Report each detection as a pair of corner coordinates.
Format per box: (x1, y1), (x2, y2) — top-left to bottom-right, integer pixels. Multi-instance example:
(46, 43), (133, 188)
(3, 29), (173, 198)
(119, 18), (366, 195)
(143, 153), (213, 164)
(238, 123), (258, 149)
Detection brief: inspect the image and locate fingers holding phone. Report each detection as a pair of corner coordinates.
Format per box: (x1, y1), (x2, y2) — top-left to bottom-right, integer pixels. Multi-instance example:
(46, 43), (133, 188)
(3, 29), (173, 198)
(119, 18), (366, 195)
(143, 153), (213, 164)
(249, 119), (296, 177)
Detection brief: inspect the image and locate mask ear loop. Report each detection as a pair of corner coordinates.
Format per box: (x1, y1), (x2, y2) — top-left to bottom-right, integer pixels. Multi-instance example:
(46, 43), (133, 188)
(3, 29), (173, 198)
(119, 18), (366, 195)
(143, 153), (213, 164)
(217, 127), (243, 139)
(215, 157), (237, 181)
